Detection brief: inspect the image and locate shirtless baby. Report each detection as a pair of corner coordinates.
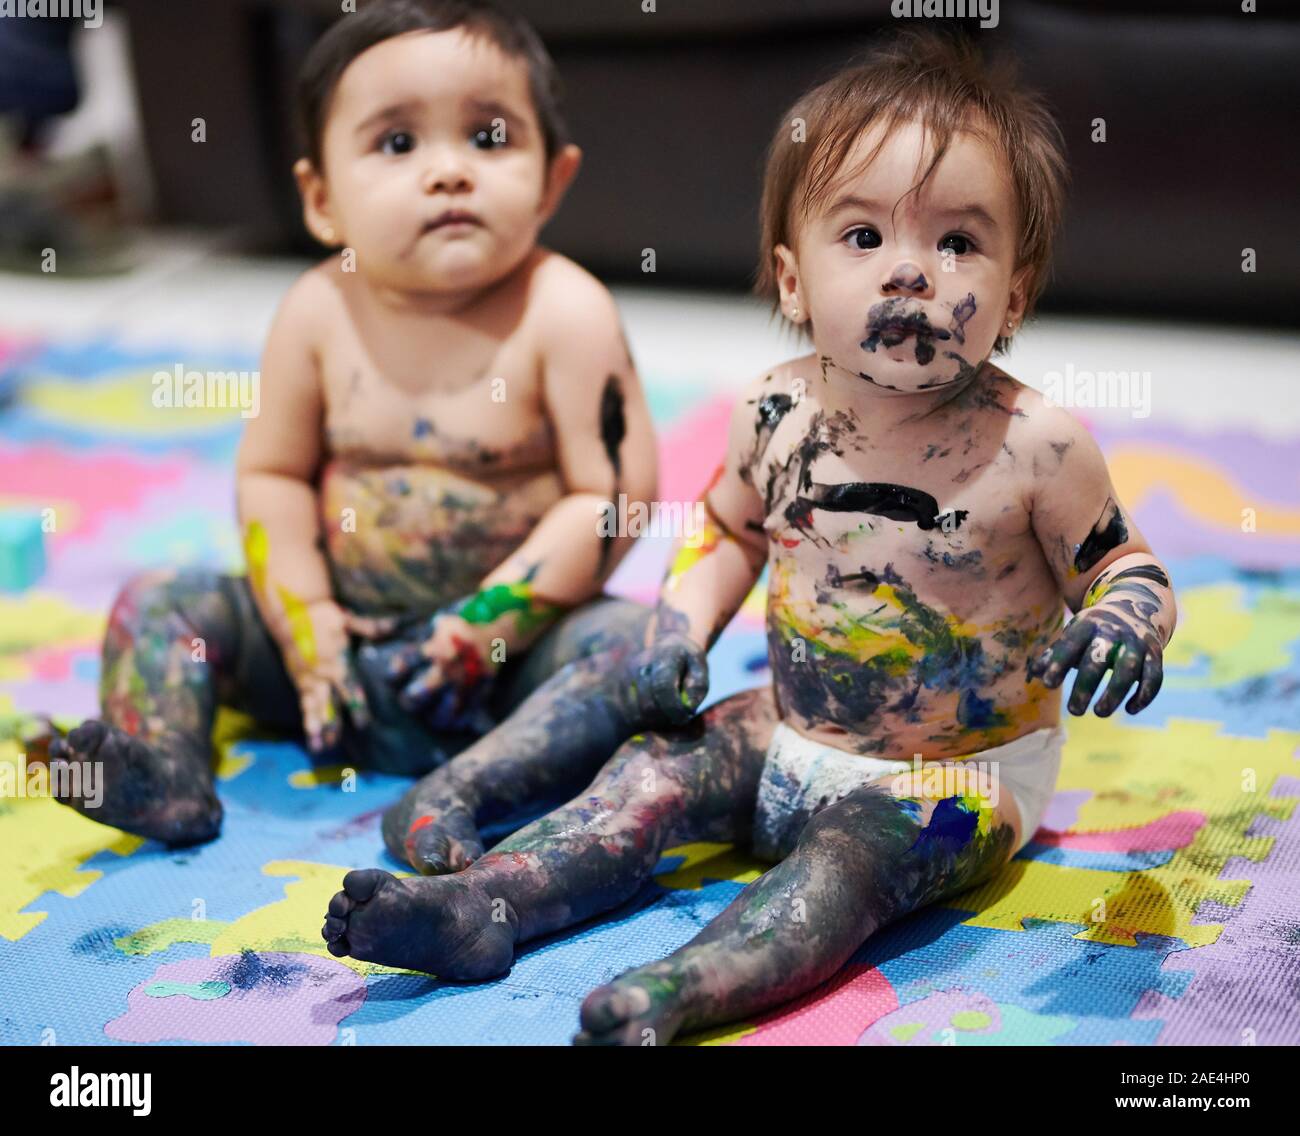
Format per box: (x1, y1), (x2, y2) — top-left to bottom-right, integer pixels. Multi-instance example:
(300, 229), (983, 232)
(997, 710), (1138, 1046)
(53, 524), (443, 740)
(37, 0), (665, 845)
(322, 32), (1177, 1043)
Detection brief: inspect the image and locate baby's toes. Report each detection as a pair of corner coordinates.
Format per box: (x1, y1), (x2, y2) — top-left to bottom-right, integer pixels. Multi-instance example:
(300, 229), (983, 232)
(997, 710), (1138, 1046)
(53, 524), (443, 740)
(580, 982), (651, 1035)
(322, 914), (349, 949)
(321, 892), (353, 953)
(342, 867), (391, 903)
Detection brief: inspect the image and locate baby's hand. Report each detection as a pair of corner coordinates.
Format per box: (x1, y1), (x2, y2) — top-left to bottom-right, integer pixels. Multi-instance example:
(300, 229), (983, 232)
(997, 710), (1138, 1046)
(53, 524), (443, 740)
(1028, 605), (1163, 717)
(385, 608), (499, 728)
(283, 600), (394, 752)
(627, 633), (710, 727)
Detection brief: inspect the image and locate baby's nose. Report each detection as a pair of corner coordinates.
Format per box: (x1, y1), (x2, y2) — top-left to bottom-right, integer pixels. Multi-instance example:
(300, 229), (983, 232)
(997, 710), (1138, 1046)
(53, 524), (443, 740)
(421, 153), (473, 194)
(882, 261), (930, 295)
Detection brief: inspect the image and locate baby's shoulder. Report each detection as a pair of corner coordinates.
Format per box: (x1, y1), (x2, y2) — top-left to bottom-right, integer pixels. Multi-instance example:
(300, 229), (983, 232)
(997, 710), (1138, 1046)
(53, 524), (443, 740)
(523, 249), (622, 340)
(276, 259), (348, 331)
(988, 366), (1107, 476)
(733, 354), (818, 408)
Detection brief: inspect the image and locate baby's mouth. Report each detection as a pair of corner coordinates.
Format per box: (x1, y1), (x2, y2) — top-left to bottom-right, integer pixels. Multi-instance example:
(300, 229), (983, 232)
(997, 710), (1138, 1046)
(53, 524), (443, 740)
(861, 299), (950, 366)
(421, 210), (484, 235)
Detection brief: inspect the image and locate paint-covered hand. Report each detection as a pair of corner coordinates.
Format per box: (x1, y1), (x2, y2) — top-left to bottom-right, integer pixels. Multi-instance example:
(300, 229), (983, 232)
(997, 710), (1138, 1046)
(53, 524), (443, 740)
(283, 600), (395, 752)
(1028, 604), (1163, 717)
(627, 633), (710, 727)
(385, 607), (500, 730)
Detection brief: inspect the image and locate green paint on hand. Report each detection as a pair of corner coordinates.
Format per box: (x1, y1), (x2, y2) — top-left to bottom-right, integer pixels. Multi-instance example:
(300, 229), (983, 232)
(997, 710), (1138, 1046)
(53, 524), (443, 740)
(950, 1010), (992, 1031)
(891, 1021), (925, 1042)
(458, 581), (562, 634)
(144, 980), (231, 1001)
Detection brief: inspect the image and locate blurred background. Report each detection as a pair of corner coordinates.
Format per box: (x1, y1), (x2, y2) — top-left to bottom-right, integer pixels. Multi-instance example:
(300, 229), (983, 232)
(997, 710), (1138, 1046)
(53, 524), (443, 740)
(4, 0), (1297, 309)
(2, 0), (1300, 1049)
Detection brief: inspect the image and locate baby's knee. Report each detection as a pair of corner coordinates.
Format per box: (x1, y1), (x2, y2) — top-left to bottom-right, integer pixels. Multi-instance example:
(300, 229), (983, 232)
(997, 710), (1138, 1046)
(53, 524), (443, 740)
(107, 567), (193, 629)
(795, 783), (919, 855)
(594, 732), (686, 802)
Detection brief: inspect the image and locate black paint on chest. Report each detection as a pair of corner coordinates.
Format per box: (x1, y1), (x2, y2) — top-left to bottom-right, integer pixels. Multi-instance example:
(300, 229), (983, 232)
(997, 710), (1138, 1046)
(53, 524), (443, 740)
(784, 481), (968, 537)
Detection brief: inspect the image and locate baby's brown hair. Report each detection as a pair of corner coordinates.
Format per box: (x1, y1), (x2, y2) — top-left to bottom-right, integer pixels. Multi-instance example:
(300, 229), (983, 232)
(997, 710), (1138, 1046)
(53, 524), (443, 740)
(755, 31), (1068, 354)
(297, 0), (568, 173)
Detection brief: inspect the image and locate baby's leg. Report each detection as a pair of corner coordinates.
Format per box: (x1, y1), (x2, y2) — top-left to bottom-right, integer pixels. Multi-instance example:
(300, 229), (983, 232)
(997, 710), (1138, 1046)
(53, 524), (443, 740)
(323, 686), (777, 979)
(382, 596), (655, 872)
(40, 568), (296, 845)
(576, 768), (1019, 1045)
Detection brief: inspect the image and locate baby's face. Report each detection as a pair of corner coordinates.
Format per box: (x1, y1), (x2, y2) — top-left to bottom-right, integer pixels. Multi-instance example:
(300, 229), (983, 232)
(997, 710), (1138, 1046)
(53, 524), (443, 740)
(784, 118), (1026, 394)
(312, 29), (557, 293)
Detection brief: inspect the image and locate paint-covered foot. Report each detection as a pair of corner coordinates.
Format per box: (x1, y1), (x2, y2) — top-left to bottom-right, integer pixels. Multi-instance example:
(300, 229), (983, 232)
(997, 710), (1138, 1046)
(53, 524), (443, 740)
(42, 719), (222, 846)
(381, 771), (484, 874)
(321, 868), (515, 980)
(575, 963), (690, 1046)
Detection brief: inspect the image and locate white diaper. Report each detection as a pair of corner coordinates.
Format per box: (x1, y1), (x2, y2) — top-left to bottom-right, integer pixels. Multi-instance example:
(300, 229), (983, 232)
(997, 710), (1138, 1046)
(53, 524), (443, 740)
(751, 722), (1065, 862)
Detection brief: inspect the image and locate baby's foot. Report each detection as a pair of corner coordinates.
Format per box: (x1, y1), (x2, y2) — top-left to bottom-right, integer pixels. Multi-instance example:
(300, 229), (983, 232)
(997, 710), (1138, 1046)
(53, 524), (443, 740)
(575, 962), (691, 1046)
(42, 719), (222, 846)
(321, 868), (515, 980)
(381, 771), (484, 874)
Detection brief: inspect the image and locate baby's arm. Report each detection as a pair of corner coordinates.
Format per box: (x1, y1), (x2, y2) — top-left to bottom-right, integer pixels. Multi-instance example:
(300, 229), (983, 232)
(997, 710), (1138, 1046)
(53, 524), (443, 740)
(1027, 410), (1176, 716)
(394, 277), (658, 708)
(632, 374), (771, 721)
(236, 275), (382, 748)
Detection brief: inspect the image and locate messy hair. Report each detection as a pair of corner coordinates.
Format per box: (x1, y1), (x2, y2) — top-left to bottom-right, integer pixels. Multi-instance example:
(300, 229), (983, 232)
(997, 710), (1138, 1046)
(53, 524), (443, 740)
(296, 0), (568, 171)
(755, 31), (1068, 354)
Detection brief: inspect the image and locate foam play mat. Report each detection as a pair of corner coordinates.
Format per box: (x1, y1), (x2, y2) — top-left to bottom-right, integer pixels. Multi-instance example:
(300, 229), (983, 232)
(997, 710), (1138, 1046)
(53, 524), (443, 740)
(2, 334), (1298, 1045)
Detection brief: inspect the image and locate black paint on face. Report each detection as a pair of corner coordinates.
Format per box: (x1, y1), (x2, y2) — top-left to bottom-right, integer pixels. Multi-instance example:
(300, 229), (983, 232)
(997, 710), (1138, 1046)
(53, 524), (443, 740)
(1073, 497), (1128, 575)
(947, 293), (977, 345)
(783, 481), (968, 540)
(861, 298), (952, 366)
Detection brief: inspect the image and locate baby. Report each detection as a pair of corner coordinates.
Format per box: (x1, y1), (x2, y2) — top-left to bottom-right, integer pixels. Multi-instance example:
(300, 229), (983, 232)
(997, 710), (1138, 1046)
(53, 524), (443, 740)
(37, 0), (662, 845)
(322, 32), (1176, 1043)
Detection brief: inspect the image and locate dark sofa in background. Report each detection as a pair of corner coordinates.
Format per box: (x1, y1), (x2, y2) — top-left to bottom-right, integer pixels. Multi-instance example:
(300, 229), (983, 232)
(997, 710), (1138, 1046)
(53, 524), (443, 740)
(118, 0), (1298, 325)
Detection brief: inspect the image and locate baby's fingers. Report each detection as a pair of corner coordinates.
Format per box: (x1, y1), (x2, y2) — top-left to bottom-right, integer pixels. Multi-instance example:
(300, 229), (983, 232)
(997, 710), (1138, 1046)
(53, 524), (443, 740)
(399, 660), (447, 712)
(1092, 642), (1144, 717)
(1067, 635), (1115, 716)
(648, 642), (709, 725)
(298, 679), (334, 753)
(1126, 649), (1164, 714)
(1032, 619), (1094, 689)
(384, 640), (429, 686)
(343, 610), (402, 640)
(334, 655), (372, 731)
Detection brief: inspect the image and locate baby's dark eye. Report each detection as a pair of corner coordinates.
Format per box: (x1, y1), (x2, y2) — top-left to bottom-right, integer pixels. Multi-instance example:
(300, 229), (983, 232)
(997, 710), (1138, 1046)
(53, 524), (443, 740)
(379, 130), (415, 155)
(844, 226), (882, 251)
(470, 126), (504, 150)
(939, 233), (975, 255)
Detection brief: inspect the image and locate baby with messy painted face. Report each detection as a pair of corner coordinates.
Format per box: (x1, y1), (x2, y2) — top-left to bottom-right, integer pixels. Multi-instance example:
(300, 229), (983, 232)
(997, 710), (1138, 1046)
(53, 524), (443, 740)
(38, 0), (660, 845)
(322, 32), (1177, 1043)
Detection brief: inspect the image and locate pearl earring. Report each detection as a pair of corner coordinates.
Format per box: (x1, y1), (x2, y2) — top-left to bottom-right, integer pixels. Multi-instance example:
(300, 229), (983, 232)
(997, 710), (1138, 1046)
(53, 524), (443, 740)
(321, 226), (336, 243)
(791, 305), (800, 320)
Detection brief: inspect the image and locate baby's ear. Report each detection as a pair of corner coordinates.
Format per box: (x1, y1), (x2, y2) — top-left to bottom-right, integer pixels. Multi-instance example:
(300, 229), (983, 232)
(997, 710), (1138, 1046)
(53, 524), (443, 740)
(538, 144), (582, 223)
(1006, 264), (1033, 325)
(293, 157), (337, 247)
